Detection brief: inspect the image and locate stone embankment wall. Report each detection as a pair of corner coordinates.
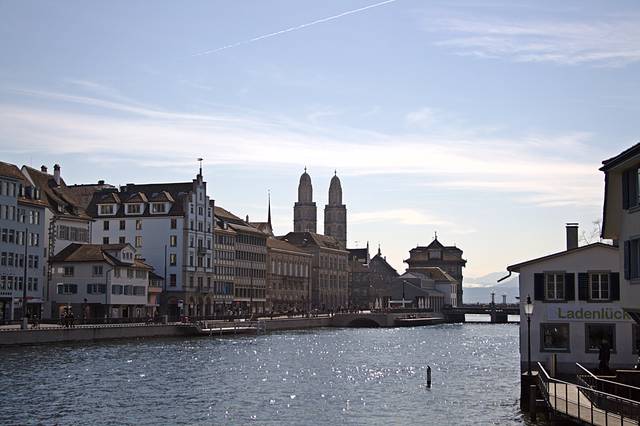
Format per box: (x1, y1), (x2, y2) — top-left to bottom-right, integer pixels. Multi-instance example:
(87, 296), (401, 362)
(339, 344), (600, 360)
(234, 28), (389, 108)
(0, 325), (194, 346)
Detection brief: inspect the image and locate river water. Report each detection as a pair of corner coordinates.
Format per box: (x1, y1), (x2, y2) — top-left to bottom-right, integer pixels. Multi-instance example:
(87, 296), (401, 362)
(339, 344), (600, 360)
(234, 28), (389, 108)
(1, 324), (530, 425)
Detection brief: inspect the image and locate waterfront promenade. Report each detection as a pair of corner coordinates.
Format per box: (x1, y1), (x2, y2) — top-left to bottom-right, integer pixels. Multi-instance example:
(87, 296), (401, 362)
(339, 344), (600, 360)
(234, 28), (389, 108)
(0, 311), (447, 346)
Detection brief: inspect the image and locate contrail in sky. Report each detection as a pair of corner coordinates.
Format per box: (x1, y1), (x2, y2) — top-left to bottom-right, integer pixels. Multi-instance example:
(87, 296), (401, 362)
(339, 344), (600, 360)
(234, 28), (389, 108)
(193, 0), (398, 56)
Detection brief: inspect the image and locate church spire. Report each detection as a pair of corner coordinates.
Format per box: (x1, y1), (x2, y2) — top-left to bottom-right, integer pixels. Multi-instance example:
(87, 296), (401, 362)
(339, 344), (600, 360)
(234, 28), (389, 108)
(267, 190), (272, 226)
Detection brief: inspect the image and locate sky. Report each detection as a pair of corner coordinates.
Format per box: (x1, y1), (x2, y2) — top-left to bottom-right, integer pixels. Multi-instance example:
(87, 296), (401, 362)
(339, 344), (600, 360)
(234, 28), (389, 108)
(1, 0), (639, 282)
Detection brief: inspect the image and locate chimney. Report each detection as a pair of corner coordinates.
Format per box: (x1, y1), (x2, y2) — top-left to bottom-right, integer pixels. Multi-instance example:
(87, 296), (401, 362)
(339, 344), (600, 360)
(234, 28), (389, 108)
(53, 164), (61, 185)
(246, 215), (250, 223)
(566, 223), (579, 250)
(40, 165), (48, 173)
(98, 180), (105, 185)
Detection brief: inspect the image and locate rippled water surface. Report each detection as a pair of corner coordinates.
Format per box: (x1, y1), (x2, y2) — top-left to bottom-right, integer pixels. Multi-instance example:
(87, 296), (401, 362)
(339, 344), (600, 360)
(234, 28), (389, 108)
(1, 324), (528, 425)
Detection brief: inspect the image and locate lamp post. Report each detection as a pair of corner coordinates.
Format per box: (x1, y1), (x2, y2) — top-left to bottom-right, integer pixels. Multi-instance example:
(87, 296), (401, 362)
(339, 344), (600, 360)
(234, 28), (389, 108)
(524, 295), (534, 377)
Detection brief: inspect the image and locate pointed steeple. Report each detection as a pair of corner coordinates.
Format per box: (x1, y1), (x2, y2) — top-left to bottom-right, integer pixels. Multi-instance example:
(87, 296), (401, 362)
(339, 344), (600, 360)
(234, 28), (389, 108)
(267, 190), (272, 226)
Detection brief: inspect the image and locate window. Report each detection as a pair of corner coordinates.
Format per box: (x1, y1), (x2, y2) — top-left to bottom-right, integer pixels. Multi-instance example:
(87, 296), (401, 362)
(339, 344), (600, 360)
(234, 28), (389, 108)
(103, 221), (110, 231)
(133, 286), (146, 296)
(135, 236), (143, 248)
(127, 269), (134, 279)
(57, 283), (78, 294)
(112, 285), (123, 295)
(545, 273), (565, 300)
(119, 220), (126, 230)
(590, 273), (610, 300)
(541, 323), (570, 352)
(170, 253), (177, 266)
(135, 269), (146, 279)
(585, 324), (616, 353)
(119, 236), (126, 244)
(127, 204), (141, 214)
(135, 220), (142, 230)
(170, 218), (177, 229)
(170, 235), (177, 247)
(99, 205), (114, 215)
(92, 265), (103, 276)
(103, 237), (109, 244)
(63, 266), (74, 277)
(87, 283), (106, 294)
(170, 274), (177, 287)
(151, 203), (166, 213)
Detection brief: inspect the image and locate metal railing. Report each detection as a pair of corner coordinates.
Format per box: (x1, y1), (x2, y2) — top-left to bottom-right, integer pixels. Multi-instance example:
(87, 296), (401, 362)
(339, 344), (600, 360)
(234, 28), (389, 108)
(537, 362), (640, 425)
(577, 363), (640, 419)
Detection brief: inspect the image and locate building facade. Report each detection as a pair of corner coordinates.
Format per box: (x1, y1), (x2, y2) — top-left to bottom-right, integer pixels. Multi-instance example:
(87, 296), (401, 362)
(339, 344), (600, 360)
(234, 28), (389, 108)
(508, 229), (633, 373)
(84, 170), (214, 318)
(601, 143), (640, 324)
(0, 162), (46, 321)
(405, 237), (466, 306)
(266, 237), (312, 312)
(21, 164), (93, 318)
(49, 243), (152, 320)
(280, 232), (349, 310)
(214, 206), (267, 314)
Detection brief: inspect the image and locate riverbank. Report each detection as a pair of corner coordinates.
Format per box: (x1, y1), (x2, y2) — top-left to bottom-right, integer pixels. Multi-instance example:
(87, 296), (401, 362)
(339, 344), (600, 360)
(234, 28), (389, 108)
(0, 313), (451, 346)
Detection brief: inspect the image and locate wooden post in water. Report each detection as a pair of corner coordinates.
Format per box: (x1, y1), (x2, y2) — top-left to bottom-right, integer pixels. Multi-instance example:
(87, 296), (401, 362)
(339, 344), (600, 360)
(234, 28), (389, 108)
(529, 384), (537, 421)
(427, 365), (432, 388)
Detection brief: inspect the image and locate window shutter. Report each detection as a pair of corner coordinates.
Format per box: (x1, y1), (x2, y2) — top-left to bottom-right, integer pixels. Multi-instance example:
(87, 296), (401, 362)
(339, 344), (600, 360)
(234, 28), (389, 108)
(534, 273), (544, 301)
(623, 170), (630, 209)
(565, 273), (575, 301)
(624, 240), (631, 280)
(578, 273), (589, 300)
(610, 272), (620, 301)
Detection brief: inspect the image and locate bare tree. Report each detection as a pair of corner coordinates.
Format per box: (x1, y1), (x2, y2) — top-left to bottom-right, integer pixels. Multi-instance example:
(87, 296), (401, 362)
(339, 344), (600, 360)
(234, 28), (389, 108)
(580, 219), (603, 245)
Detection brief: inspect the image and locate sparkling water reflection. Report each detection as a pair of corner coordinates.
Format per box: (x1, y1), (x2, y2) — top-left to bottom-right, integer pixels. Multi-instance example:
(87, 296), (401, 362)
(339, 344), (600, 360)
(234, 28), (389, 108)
(1, 324), (531, 425)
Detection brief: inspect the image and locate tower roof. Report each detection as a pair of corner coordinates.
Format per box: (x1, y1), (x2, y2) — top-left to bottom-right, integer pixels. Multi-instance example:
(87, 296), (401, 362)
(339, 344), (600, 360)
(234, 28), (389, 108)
(298, 168), (313, 203)
(328, 171), (342, 205)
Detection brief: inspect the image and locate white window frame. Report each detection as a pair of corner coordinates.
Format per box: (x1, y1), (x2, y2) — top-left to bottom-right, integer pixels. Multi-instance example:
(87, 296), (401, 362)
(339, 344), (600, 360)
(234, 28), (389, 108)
(545, 272), (565, 301)
(590, 272), (610, 301)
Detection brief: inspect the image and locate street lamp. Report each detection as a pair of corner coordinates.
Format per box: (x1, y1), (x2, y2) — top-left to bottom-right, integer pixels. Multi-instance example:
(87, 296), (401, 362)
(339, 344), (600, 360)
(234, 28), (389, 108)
(524, 295), (534, 377)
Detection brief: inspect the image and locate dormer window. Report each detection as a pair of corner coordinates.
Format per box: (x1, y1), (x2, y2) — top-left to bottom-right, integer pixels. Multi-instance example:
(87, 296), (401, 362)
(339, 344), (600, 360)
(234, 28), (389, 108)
(151, 203), (166, 214)
(99, 204), (115, 215)
(126, 204), (142, 215)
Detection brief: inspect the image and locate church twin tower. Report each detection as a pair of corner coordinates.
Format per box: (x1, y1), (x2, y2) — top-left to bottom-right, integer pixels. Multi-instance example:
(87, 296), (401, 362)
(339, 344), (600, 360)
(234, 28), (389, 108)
(293, 168), (347, 246)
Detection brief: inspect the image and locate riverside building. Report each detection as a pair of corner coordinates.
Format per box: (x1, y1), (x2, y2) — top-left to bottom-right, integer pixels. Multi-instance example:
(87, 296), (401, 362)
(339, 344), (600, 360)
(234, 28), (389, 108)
(0, 162), (46, 321)
(21, 165), (92, 318)
(84, 168), (214, 318)
(214, 206), (267, 313)
(601, 143), (640, 325)
(507, 224), (634, 374)
(49, 243), (152, 319)
(405, 236), (466, 306)
(266, 237), (312, 312)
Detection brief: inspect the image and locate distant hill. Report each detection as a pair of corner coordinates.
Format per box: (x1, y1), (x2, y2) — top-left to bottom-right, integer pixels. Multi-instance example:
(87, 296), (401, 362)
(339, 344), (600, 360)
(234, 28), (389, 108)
(463, 271), (519, 304)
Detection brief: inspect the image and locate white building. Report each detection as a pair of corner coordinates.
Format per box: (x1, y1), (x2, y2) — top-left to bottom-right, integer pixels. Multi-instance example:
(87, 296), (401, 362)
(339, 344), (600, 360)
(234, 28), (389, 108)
(83, 170), (215, 318)
(601, 143), (640, 323)
(508, 225), (635, 374)
(0, 162), (46, 321)
(49, 243), (151, 320)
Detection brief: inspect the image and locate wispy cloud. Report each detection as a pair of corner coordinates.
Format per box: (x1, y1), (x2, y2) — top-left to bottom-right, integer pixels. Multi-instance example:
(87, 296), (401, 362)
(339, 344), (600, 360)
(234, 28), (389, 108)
(429, 15), (640, 67)
(193, 0), (398, 56)
(0, 84), (607, 208)
(405, 107), (437, 127)
(351, 209), (450, 226)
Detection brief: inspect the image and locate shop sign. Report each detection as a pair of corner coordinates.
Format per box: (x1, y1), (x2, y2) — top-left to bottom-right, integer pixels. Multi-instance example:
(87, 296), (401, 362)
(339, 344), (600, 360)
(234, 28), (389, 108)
(547, 305), (633, 322)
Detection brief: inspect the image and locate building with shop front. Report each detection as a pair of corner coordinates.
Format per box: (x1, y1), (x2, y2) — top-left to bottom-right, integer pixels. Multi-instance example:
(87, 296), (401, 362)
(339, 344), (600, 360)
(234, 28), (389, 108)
(507, 224), (635, 374)
(267, 237), (312, 312)
(49, 243), (152, 320)
(280, 231), (349, 310)
(0, 162), (47, 321)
